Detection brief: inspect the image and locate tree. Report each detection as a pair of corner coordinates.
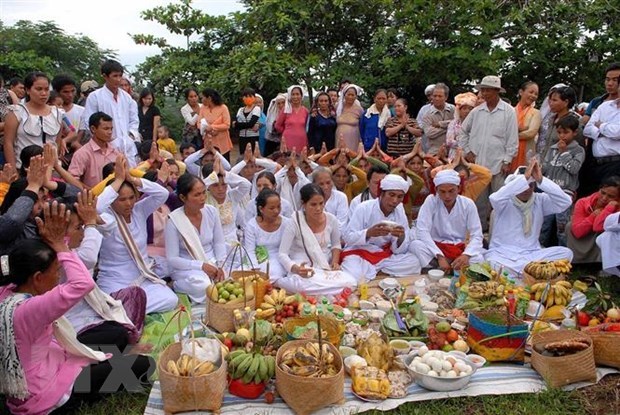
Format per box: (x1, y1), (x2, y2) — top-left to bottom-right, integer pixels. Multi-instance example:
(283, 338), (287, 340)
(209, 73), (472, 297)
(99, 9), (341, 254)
(132, 0), (620, 111)
(0, 20), (116, 81)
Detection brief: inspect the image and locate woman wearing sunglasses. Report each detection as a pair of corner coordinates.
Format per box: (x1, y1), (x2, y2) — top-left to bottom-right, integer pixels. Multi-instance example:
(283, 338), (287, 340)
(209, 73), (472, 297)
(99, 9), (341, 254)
(3, 72), (65, 169)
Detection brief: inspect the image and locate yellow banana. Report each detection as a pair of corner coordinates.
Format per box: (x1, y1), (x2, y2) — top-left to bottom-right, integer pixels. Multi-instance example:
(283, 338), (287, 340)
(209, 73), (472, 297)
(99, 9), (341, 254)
(167, 360), (180, 376)
(264, 293), (276, 306)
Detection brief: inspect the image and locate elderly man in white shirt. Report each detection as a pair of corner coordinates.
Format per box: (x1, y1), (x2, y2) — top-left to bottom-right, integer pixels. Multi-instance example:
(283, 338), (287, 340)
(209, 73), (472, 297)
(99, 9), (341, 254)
(410, 170), (484, 273)
(583, 94), (620, 189)
(422, 83), (455, 155)
(342, 174), (421, 280)
(484, 158), (573, 275)
(80, 60), (140, 166)
(596, 212), (620, 277)
(458, 75), (519, 230)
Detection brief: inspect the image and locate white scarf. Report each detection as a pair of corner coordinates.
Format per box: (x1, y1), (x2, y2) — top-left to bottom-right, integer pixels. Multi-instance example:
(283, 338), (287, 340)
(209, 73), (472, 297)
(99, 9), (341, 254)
(83, 287), (134, 330)
(0, 293), (107, 399)
(266, 93), (287, 140)
(111, 211), (166, 286)
(511, 195), (535, 237)
(364, 103), (391, 129)
(284, 85), (304, 114)
(336, 84), (363, 116)
(168, 207), (209, 263)
(295, 212), (331, 270)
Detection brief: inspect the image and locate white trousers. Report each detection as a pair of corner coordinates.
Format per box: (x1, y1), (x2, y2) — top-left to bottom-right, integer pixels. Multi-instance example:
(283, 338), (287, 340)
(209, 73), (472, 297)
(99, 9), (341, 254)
(171, 271), (212, 303)
(341, 253), (422, 281)
(276, 269), (358, 296)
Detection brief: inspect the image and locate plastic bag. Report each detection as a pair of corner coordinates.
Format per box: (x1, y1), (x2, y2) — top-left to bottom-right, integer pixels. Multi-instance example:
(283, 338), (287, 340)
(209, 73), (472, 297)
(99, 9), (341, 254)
(181, 338), (222, 365)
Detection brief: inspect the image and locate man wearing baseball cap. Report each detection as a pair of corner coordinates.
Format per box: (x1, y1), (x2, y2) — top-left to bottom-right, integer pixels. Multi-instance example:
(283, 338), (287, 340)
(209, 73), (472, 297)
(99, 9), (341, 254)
(458, 75), (519, 231)
(77, 80), (99, 106)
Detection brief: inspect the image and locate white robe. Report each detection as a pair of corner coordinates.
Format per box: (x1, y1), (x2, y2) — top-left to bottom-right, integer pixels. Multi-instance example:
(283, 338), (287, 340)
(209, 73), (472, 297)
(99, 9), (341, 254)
(165, 205), (227, 303)
(277, 212), (357, 295)
(244, 196), (294, 224)
(342, 199), (420, 279)
(410, 194), (484, 267)
(243, 217), (289, 281)
(96, 180), (178, 314)
(484, 176), (573, 274)
(597, 212), (620, 277)
(325, 188), (349, 232)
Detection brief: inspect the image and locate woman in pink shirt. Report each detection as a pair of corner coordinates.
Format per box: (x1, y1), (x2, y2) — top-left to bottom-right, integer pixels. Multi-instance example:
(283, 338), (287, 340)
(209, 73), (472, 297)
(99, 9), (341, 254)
(0, 201), (152, 414)
(275, 85), (309, 151)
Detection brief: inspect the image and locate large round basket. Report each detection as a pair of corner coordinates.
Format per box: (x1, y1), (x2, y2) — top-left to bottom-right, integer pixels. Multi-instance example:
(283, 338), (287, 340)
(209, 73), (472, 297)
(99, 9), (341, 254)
(530, 330), (596, 388)
(158, 342), (227, 414)
(523, 271), (566, 287)
(275, 340), (344, 415)
(583, 329), (620, 369)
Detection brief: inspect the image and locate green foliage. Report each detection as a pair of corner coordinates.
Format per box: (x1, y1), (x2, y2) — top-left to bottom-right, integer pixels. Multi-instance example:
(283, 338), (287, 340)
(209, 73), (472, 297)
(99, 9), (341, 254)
(0, 20), (116, 82)
(132, 0), (620, 110)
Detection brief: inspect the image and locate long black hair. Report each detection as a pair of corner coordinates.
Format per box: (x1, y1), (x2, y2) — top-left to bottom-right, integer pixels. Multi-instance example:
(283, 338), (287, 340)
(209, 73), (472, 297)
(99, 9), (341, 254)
(176, 173), (202, 200)
(201, 88), (223, 106)
(0, 239), (56, 287)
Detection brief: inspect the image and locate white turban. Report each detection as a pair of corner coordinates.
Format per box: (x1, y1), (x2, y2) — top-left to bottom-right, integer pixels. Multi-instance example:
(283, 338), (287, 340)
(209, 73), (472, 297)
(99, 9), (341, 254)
(433, 169), (460, 187)
(203, 171), (221, 187)
(505, 166), (536, 186)
(380, 174), (410, 193)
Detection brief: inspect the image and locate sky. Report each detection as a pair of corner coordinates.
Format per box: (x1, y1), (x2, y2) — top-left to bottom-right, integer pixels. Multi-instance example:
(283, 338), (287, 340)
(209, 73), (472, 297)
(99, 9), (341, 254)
(0, 0), (244, 71)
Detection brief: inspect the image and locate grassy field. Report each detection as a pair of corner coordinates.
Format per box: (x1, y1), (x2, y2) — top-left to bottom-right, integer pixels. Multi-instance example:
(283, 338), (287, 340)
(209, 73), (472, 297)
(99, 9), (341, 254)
(1, 271), (618, 414)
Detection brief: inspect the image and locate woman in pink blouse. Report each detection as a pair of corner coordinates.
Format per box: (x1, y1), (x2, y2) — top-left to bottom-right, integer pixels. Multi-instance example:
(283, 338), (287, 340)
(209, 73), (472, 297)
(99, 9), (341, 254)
(275, 85), (309, 151)
(0, 201), (152, 414)
(198, 88), (233, 160)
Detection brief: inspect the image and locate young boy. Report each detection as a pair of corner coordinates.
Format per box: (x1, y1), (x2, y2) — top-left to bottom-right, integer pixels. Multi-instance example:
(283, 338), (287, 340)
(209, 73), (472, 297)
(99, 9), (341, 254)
(156, 125), (178, 156)
(541, 116), (585, 246)
(69, 112), (120, 188)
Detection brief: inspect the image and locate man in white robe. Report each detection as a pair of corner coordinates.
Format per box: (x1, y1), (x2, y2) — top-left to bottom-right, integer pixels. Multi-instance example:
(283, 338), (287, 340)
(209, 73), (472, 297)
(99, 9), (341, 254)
(596, 212), (620, 277)
(410, 170), (484, 272)
(342, 174), (421, 279)
(484, 158), (573, 274)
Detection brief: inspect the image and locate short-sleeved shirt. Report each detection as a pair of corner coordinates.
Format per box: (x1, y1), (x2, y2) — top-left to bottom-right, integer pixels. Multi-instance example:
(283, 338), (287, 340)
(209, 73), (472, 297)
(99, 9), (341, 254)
(385, 116), (420, 156)
(69, 139), (121, 188)
(138, 105), (161, 142)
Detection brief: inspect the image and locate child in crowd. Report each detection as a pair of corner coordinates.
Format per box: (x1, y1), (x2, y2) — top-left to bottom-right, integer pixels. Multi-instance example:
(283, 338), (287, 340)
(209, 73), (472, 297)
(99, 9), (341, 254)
(156, 125), (178, 157)
(541, 116), (585, 246)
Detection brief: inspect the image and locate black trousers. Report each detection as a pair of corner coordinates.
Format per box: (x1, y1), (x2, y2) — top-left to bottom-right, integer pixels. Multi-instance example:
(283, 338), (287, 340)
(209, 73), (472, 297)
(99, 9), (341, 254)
(238, 136), (259, 154)
(77, 321), (129, 353)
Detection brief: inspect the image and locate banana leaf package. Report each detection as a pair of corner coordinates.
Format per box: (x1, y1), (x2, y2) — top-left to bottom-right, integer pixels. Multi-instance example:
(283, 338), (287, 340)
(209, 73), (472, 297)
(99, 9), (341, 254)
(382, 301), (428, 338)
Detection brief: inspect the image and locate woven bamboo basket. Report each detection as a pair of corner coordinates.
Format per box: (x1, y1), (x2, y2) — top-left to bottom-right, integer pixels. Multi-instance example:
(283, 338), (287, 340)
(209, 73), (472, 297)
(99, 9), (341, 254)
(205, 293), (255, 333)
(157, 308), (227, 414)
(530, 330), (596, 388)
(275, 340), (344, 415)
(523, 271), (566, 287)
(585, 330), (620, 369)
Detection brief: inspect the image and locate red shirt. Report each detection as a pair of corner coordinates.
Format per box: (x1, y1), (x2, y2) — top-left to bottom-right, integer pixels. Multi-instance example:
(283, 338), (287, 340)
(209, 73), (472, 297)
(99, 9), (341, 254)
(571, 192), (618, 239)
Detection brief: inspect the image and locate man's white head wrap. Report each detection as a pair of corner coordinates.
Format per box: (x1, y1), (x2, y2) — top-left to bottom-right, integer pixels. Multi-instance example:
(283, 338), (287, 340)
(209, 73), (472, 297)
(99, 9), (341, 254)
(433, 169), (460, 187)
(380, 174), (410, 193)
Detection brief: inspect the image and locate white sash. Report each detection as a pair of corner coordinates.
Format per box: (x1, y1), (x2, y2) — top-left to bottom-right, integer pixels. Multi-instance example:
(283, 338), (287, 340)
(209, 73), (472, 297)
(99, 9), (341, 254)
(83, 287), (134, 329)
(111, 210), (165, 286)
(169, 207), (209, 263)
(295, 212), (331, 270)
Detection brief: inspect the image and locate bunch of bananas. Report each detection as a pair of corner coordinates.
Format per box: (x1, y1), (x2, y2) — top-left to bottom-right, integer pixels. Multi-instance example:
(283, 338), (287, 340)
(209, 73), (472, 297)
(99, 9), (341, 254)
(165, 355), (217, 377)
(531, 281), (573, 307)
(279, 342), (339, 378)
(352, 366), (391, 400)
(227, 349), (276, 384)
(524, 259), (572, 280)
(465, 281), (505, 299)
(260, 289), (296, 311)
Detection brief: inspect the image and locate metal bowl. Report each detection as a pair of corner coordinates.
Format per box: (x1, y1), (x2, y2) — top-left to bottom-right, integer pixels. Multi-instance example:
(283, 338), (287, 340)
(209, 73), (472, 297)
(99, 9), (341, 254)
(404, 354), (477, 392)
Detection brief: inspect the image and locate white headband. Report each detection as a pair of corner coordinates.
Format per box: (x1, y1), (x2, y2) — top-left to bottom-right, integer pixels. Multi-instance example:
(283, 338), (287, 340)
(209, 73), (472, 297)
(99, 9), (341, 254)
(434, 169), (460, 187)
(380, 174), (409, 193)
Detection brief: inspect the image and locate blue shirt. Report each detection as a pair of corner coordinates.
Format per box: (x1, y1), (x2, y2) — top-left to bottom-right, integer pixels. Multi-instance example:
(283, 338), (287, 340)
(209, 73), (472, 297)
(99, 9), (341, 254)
(359, 113), (387, 151)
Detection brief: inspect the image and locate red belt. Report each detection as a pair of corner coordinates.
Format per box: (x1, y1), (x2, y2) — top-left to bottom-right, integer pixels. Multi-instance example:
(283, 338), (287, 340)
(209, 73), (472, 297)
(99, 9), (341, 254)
(340, 243), (392, 265)
(434, 241), (466, 261)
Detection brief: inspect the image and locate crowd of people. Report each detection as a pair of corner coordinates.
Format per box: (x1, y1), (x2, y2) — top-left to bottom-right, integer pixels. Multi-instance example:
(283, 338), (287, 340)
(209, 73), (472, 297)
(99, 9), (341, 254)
(0, 58), (619, 413)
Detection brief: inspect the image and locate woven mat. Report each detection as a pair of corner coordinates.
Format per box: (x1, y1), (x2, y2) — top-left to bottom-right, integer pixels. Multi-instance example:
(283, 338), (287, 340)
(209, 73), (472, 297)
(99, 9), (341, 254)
(144, 304), (618, 414)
